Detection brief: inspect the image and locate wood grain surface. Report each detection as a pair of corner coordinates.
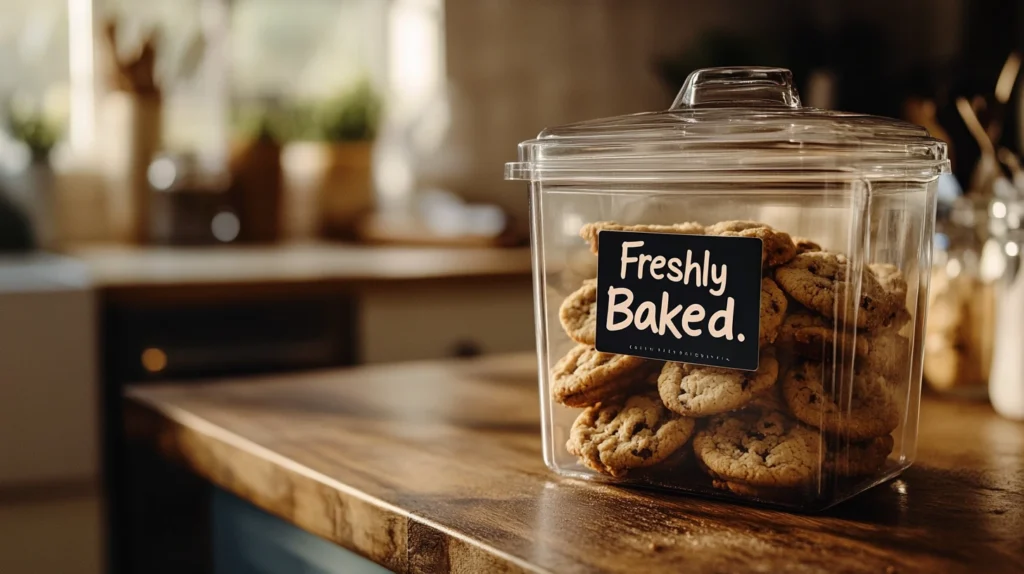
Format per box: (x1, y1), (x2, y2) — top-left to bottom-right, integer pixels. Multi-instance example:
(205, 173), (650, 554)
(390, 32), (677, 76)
(125, 353), (1024, 574)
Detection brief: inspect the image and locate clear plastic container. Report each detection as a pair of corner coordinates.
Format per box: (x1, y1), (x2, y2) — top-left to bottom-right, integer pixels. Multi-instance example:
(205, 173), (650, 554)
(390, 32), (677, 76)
(506, 67), (949, 511)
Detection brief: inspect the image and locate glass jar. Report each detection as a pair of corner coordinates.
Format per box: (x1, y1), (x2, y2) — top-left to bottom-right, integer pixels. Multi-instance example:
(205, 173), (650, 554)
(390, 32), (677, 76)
(505, 67), (949, 511)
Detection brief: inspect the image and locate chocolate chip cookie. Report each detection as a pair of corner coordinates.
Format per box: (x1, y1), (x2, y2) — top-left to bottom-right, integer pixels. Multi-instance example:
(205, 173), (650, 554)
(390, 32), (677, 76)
(709, 478), (809, 503)
(881, 305), (913, 332)
(774, 252), (898, 331)
(705, 220), (797, 267)
(792, 237), (823, 254)
(578, 221), (705, 255)
(760, 277), (788, 345)
(873, 263), (912, 333)
(550, 344), (654, 407)
(744, 384), (788, 413)
(693, 409), (819, 487)
(870, 263), (909, 308)
(567, 390), (696, 477)
(559, 279), (597, 345)
(860, 329), (911, 381)
(826, 434), (895, 476)
(776, 309), (869, 361)
(658, 348), (779, 417)
(782, 361), (899, 440)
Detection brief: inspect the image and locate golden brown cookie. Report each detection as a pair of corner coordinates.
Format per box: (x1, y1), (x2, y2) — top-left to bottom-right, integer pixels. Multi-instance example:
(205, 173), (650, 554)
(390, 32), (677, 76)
(693, 409), (819, 487)
(633, 447), (697, 482)
(709, 478), (810, 503)
(881, 305), (913, 332)
(776, 309), (869, 361)
(744, 384), (788, 413)
(760, 277), (788, 345)
(782, 361), (899, 441)
(869, 263), (909, 309)
(792, 237), (823, 254)
(871, 263), (910, 330)
(550, 344), (654, 407)
(578, 221), (705, 255)
(559, 279), (597, 345)
(566, 390), (696, 477)
(705, 220), (797, 267)
(860, 329), (911, 382)
(825, 434), (895, 476)
(774, 252), (899, 331)
(658, 348), (779, 417)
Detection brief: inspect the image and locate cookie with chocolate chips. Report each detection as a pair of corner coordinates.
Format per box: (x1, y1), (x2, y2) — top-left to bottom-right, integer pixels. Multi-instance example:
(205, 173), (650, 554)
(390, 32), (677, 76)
(705, 220), (797, 267)
(658, 348), (779, 417)
(870, 263), (912, 333)
(774, 252), (898, 331)
(578, 221), (705, 255)
(782, 361), (899, 441)
(869, 263), (909, 309)
(792, 237), (823, 254)
(776, 309), (869, 361)
(559, 279), (598, 345)
(760, 277), (788, 345)
(860, 328), (911, 381)
(826, 434), (895, 476)
(567, 390), (696, 477)
(709, 478), (810, 503)
(693, 409), (819, 487)
(550, 344), (654, 407)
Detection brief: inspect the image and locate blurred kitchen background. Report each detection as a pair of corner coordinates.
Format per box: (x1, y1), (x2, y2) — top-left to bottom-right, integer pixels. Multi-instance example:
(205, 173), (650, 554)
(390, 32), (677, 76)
(1, 0), (1023, 573)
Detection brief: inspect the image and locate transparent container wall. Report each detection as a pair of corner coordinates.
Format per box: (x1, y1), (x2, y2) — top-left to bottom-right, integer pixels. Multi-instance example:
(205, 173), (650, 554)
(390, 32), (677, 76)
(532, 178), (937, 511)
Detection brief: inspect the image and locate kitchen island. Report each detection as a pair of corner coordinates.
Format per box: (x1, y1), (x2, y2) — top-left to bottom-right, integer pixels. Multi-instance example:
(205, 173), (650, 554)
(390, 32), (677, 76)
(74, 242), (538, 573)
(125, 353), (1024, 573)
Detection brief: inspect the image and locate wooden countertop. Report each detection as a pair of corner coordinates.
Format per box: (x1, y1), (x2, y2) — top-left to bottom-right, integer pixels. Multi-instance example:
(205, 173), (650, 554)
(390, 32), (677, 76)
(70, 243), (533, 292)
(125, 354), (1024, 573)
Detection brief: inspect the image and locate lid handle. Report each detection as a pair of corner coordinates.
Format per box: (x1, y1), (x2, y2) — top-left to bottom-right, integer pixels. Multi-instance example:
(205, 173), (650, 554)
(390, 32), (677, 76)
(670, 67), (802, 109)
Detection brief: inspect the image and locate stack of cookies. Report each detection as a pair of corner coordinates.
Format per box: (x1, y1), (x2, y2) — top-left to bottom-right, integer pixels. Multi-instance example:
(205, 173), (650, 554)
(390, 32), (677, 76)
(552, 220), (908, 502)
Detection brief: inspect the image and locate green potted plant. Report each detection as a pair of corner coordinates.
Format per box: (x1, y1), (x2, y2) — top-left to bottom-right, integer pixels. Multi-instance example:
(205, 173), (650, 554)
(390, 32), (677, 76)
(7, 108), (60, 164)
(281, 81), (383, 240)
(3, 102), (62, 250)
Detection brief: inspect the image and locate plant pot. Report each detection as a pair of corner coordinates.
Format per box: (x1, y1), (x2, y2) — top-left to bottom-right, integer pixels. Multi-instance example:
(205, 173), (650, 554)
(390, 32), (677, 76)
(4, 160), (57, 251)
(282, 141), (374, 241)
(229, 137), (283, 243)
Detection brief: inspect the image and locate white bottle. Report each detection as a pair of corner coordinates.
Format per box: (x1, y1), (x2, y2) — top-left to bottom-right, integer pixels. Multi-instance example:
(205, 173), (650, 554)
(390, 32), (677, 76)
(989, 241), (1024, 420)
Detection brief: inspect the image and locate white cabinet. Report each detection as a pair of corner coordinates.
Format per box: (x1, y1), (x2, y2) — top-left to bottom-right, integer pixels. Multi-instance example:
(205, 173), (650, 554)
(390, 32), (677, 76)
(357, 277), (536, 363)
(0, 255), (103, 574)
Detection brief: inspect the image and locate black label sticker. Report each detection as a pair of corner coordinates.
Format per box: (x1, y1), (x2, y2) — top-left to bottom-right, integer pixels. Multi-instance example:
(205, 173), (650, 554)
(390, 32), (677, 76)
(595, 230), (763, 370)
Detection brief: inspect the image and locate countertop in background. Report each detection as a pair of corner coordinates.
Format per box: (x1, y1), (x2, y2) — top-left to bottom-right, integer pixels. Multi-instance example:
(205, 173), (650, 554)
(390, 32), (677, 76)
(68, 242), (534, 293)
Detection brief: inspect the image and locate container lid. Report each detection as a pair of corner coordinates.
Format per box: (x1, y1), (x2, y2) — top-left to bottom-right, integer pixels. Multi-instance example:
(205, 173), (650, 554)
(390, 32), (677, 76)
(505, 67), (950, 183)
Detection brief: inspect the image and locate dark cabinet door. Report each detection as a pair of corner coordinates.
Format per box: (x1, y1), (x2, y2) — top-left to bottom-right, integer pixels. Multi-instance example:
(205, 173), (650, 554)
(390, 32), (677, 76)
(103, 291), (358, 574)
